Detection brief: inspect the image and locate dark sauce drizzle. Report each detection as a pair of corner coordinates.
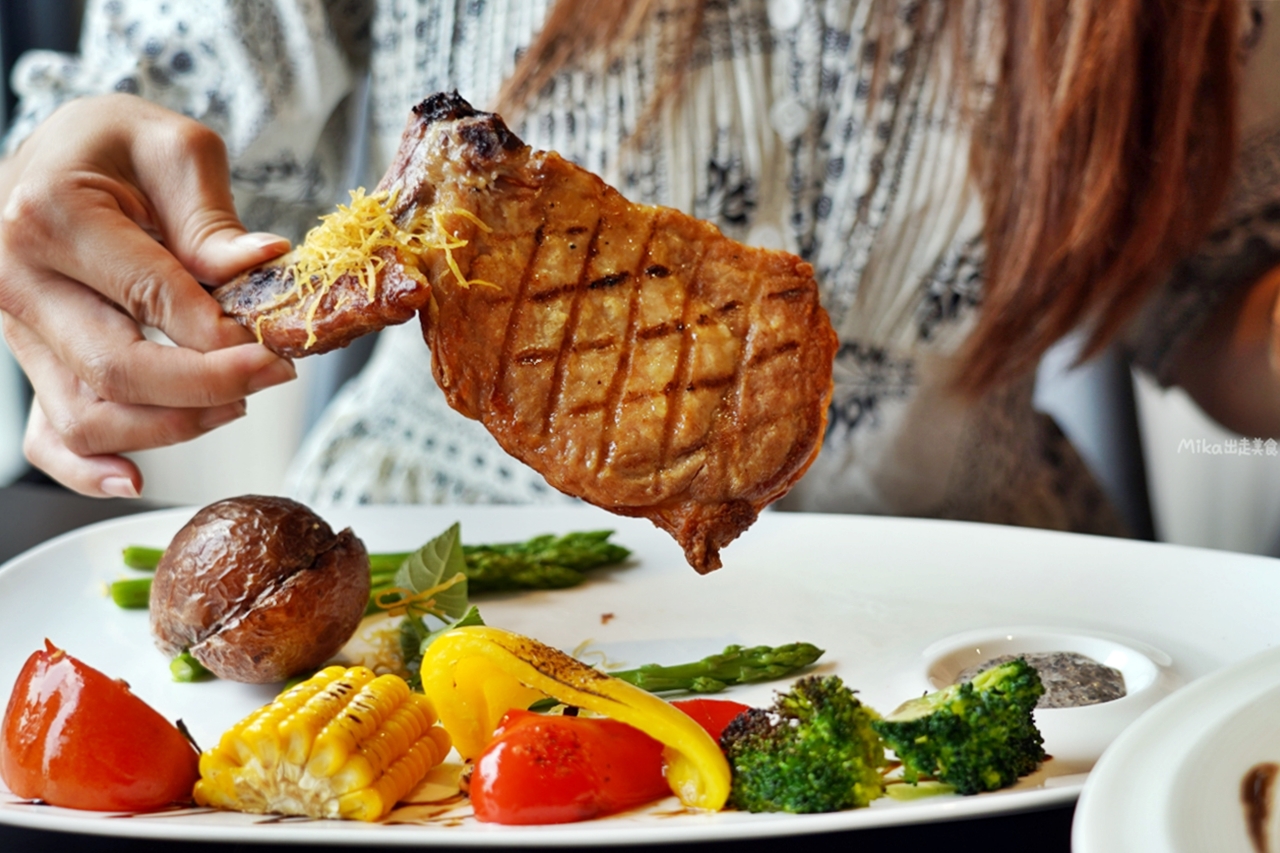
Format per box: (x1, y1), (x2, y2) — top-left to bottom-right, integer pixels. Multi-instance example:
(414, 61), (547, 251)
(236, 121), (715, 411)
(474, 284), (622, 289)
(1243, 762), (1279, 853)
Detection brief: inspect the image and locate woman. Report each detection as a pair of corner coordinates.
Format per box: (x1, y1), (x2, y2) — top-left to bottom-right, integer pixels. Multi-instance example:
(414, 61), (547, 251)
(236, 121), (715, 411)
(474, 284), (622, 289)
(0, 0), (1276, 535)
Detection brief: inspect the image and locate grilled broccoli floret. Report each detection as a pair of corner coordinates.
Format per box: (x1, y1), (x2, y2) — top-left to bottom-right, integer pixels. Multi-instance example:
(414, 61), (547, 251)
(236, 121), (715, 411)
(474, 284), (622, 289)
(719, 675), (885, 813)
(872, 658), (1045, 795)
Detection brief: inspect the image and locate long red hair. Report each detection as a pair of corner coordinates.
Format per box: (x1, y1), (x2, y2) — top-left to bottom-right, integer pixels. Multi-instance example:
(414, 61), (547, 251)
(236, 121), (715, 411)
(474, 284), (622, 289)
(498, 0), (1241, 395)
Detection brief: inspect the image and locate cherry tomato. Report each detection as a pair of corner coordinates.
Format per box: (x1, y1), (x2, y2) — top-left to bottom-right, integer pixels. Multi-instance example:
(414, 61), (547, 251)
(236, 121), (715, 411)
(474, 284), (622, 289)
(670, 699), (752, 743)
(470, 709), (669, 824)
(1, 641), (200, 811)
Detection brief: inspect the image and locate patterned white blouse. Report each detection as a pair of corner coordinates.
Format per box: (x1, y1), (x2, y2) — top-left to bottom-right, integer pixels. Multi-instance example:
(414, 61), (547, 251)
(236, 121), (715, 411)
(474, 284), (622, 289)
(8, 0), (1280, 532)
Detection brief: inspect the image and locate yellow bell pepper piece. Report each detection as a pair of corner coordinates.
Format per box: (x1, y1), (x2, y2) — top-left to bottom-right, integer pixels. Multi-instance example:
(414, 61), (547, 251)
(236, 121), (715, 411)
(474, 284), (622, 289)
(450, 654), (547, 754)
(420, 625), (731, 811)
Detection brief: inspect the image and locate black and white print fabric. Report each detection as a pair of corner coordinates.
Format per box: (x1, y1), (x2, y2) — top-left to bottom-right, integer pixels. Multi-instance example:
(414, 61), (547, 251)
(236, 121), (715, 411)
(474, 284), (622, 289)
(8, 0), (1280, 534)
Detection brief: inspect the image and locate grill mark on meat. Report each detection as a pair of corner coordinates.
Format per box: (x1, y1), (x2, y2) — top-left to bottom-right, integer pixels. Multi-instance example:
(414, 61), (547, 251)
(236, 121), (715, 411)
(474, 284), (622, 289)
(494, 223), (545, 411)
(530, 283), (579, 303)
(637, 321), (683, 340)
(719, 300), (742, 313)
(544, 216), (603, 437)
(686, 374), (736, 393)
(588, 272), (630, 290)
(622, 388), (663, 404)
(767, 287), (810, 302)
(514, 347), (558, 365)
(528, 271), (628, 304)
(572, 336), (618, 354)
(568, 400), (607, 417)
(566, 226), (589, 235)
(749, 339), (801, 366)
(599, 215), (656, 468)
(645, 265), (671, 278)
(657, 244), (708, 482)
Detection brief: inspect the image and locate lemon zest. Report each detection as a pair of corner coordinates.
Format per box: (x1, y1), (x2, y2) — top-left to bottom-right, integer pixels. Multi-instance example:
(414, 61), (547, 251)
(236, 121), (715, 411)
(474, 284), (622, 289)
(430, 210), (499, 291)
(446, 207), (494, 233)
(254, 188), (497, 349)
(282, 188), (423, 348)
(373, 572), (467, 620)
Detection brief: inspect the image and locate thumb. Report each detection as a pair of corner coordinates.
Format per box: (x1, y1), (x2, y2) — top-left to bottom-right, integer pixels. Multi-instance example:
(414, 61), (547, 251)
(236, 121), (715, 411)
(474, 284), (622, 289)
(185, 221), (293, 286)
(132, 120), (291, 285)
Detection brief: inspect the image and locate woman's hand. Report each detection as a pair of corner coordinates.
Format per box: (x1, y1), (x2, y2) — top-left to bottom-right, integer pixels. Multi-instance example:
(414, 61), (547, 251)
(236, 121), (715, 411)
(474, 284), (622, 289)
(0, 94), (296, 497)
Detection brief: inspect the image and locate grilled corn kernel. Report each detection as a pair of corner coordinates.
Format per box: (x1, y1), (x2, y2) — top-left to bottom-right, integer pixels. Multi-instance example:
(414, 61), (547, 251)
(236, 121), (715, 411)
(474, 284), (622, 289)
(194, 666), (450, 821)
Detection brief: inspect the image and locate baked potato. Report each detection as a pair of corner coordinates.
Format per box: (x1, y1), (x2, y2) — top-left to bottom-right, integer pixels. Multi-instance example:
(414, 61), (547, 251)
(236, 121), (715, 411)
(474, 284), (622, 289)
(149, 495), (370, 683)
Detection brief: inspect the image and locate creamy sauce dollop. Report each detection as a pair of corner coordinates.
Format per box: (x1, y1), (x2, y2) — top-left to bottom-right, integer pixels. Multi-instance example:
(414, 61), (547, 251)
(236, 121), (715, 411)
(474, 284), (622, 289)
(955, 651), (1125, 709)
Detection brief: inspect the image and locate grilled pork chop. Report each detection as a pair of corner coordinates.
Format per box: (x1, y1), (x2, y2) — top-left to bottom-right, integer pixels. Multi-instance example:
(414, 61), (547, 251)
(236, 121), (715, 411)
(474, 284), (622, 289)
(216, 93), (838, 572)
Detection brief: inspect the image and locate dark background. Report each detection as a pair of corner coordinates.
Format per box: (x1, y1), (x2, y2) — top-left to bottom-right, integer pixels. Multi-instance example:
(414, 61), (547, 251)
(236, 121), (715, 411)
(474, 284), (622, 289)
(0, 0), (85, 126)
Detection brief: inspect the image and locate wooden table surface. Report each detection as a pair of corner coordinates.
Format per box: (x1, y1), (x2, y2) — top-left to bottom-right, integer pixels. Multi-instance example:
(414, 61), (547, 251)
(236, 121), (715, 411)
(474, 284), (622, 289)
(0, 483), (1076, 853)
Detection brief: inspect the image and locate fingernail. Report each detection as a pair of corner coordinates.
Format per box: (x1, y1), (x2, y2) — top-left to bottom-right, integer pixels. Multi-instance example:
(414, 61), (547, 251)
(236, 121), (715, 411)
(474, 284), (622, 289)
(234, 232), (291, 251)
(247, 359), (296, 393)
(101, 477), (139, 499)
(199, 400), (247, 430)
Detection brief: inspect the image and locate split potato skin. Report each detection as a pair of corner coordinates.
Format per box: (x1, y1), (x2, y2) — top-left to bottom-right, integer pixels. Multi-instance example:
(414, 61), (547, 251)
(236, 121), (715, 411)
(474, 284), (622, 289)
(150, 495), (370, 683)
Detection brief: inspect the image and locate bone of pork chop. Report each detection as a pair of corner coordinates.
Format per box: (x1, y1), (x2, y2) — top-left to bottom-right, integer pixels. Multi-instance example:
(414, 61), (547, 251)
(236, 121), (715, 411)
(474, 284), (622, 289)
(215, 92), (838, 572)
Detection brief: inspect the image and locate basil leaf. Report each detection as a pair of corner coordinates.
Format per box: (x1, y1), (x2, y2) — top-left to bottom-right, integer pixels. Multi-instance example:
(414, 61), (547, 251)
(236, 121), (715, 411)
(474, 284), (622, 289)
(527, 697), (560, 713)
(398, 615), (429, 691)
(393, 522), (470, 620)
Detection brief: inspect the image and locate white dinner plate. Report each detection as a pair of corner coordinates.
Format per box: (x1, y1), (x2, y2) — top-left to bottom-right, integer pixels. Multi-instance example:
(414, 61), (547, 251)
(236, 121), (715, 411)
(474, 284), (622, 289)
(0, 505), (1276, 847)
(1074, 644), (1280, 853)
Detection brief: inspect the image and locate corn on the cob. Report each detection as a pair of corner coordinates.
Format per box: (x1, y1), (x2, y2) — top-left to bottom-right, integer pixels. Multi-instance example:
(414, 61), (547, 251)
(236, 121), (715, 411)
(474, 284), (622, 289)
(194, 665), (451, 821)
